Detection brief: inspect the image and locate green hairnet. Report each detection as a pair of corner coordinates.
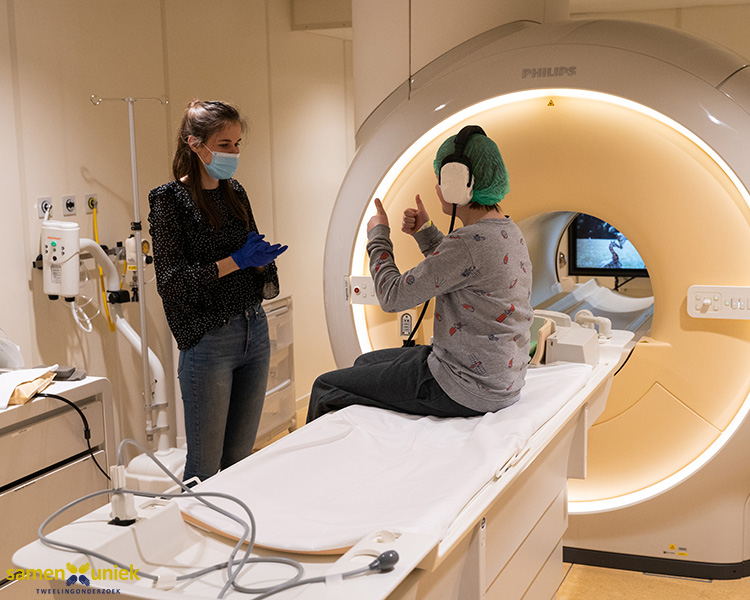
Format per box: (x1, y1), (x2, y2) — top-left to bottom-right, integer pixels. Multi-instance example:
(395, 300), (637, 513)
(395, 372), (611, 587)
(433, 132), (509, 205)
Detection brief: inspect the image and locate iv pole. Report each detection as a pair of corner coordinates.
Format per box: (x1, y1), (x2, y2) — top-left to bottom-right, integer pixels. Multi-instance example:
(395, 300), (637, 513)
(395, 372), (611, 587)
(90, 95), (185, 489)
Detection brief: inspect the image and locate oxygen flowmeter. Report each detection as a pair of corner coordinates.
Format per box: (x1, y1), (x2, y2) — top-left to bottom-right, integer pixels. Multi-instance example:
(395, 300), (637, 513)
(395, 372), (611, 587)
(41, 220), (80, 301)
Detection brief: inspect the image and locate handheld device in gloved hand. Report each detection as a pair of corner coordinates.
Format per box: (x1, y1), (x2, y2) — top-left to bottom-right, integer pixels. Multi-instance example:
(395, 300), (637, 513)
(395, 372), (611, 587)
(230, 232), (288, 269)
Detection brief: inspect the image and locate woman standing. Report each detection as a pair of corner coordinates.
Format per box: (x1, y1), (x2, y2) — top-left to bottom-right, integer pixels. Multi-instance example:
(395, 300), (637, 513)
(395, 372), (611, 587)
(149, 100), (287, 482)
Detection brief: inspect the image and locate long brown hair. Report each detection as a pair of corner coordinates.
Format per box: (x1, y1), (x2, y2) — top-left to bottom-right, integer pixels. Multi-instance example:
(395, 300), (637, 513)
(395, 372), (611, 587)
(173, 100), (249, 230)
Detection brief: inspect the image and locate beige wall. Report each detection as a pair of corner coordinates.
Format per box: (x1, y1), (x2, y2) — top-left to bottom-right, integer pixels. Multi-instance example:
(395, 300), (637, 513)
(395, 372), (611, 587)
(574, 3), (750, 59)
(0, 0), (350, 445)
(266, 0), (354, 402)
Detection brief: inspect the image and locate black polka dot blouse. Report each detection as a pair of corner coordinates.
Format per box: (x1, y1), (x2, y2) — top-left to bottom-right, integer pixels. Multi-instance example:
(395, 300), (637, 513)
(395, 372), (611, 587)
(148, 179), (279, 350)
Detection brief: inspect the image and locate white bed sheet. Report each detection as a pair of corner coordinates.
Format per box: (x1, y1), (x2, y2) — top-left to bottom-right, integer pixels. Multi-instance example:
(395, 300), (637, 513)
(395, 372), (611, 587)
(178, 362), (593, 553)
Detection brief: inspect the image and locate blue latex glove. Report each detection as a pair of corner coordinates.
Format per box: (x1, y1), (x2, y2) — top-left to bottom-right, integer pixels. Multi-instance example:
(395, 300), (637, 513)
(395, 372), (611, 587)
(230, 232), (288, 269)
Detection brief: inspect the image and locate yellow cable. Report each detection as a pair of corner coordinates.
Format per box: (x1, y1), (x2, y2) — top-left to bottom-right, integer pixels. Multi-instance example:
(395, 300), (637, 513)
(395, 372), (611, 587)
(93, 206), (116, 332)
(122, 245), (128, 286)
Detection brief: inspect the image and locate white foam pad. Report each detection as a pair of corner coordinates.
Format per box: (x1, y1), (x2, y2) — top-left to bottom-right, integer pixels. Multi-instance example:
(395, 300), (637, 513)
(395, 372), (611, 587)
(178, 362), (592, 553)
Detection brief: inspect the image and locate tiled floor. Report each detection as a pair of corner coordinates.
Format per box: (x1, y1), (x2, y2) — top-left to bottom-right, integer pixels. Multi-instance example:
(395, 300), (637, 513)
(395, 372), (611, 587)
(558, 563), (750, 599)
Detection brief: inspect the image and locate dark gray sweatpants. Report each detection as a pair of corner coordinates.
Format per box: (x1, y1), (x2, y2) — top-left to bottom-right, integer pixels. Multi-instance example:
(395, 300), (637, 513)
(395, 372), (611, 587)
(306, 345), (483, 423)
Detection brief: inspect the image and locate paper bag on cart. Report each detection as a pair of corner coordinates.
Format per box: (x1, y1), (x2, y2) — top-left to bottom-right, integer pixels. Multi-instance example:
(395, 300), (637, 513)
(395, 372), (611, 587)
(0, 365), (57, 409)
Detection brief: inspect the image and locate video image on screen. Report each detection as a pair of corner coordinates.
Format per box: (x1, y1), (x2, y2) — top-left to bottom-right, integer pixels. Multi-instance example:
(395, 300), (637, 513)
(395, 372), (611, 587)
(569, 214), (647, 277)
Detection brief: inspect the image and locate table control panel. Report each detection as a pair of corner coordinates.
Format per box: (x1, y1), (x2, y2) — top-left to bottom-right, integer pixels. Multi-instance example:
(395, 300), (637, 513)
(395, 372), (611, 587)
(687, 285), (750, 319)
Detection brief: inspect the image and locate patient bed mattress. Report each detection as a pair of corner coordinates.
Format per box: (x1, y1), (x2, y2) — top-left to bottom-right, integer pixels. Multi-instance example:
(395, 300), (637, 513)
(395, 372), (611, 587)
(178, 362), (593, 554)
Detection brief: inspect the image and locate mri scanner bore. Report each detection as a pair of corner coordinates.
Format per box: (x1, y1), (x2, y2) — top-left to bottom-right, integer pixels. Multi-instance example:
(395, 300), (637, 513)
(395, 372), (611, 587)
(325, 19), (750, 575)
(346, 90), (750, 559)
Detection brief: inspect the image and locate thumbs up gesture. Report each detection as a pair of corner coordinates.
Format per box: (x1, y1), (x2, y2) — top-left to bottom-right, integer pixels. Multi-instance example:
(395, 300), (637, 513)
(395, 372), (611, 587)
(401, 194), (430, 235)
(367, 198), (389, 232)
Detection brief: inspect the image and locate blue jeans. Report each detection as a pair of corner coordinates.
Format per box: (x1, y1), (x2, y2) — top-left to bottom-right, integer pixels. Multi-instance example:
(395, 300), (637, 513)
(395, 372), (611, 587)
(178, 304), (270, 482)
(307, 345), (483, 423)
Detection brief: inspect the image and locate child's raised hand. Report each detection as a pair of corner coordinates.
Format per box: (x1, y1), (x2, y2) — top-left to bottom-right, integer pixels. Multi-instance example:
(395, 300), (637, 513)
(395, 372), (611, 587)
(367, 198), (389, 232)
(401, 194), (430, 235)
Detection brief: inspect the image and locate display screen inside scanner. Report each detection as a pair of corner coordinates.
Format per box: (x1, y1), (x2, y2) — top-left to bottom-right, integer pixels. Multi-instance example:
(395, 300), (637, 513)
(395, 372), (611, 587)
(568, 213), (648, 278)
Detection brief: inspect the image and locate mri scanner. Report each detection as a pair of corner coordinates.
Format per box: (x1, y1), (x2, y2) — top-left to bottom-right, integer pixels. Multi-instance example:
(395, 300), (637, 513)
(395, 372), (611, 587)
(325, 18), (750, 578)
(11, 17), (750, 600)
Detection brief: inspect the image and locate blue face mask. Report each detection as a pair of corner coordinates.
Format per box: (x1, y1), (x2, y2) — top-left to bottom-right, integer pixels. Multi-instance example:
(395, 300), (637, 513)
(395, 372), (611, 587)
(201, 145), (239, 180)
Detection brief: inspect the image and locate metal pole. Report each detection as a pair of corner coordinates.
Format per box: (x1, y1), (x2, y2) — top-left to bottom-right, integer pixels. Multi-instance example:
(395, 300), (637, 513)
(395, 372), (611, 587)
(126, 98), (155, 442)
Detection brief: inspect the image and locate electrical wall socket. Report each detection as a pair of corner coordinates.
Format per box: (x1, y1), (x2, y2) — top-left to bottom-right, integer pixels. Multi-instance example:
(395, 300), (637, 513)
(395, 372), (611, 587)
(37, 197), (53, 218)
(62, 195), (76, 216)
(85, 193), (98, 214)
(398, 310), (417, 338)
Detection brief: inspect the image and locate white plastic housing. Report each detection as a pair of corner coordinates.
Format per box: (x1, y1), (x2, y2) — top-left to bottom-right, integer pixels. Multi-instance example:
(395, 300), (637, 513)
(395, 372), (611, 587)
(546, 325), (600, 366)
(41, 220), (80, 300)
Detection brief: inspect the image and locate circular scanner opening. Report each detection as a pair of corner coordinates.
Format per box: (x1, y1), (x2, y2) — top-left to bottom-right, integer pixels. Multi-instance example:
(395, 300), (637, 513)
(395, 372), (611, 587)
(539, 211), (654, 340)
(351, 90), (750, 511)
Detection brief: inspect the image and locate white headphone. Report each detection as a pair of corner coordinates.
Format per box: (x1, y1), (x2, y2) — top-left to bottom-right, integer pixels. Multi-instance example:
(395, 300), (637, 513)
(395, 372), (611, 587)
(438, 125), (487, 206)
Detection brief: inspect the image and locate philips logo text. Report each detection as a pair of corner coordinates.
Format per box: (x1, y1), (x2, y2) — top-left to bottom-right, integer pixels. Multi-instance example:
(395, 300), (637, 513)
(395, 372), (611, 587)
(522, 66), (577, 79)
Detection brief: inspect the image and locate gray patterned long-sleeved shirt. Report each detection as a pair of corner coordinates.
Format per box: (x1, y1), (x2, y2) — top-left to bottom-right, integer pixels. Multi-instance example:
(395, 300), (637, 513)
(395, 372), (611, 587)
(367, 219), (533, 412)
